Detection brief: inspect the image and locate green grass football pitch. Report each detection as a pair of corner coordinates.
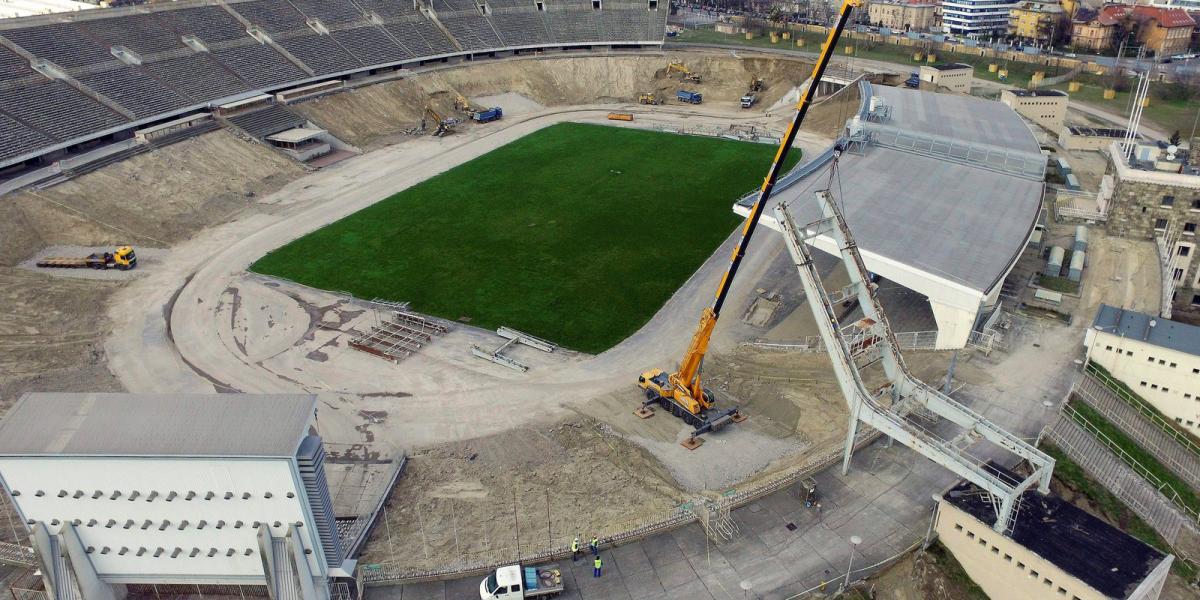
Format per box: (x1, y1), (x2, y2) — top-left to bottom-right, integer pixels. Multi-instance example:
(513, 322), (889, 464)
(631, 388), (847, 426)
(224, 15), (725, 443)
(251, 122), (799, 353)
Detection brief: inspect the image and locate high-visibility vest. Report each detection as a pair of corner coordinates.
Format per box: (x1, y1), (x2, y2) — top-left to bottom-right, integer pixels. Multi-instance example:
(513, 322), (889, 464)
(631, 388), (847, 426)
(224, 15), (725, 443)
(571, 539), (579, 551)
(590, 537), (598, 548)
(594, 557), (602, 568)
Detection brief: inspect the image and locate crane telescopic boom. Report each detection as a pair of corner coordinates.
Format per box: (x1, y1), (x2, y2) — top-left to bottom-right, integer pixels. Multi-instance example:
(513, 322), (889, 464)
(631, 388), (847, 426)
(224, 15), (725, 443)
(637, 0), (862, 446)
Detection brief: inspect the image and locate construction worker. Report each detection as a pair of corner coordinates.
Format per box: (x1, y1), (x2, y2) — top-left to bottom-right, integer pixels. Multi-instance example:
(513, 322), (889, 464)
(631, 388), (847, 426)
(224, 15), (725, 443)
(571, 536), (581, 562)
(589, 535), (599, 556)
(593, 555), (602, 578)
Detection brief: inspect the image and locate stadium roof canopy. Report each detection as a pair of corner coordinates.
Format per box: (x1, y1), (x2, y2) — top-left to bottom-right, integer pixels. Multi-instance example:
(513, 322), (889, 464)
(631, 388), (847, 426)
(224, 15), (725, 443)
(736, 83), (1044, 348)
(0, 393), (316, 457)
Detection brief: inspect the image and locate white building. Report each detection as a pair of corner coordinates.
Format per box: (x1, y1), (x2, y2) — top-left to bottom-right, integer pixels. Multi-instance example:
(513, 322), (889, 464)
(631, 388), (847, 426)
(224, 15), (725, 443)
(0, 393), (352, 600)
(941, 0), (1021, 37)
(1084, 305), (1200, 433)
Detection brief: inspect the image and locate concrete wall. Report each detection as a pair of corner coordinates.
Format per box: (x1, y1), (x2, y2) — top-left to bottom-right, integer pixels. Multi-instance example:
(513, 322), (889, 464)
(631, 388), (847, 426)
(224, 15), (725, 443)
(1084, 328), (1200, 435)
(935, 499), (1113, 600)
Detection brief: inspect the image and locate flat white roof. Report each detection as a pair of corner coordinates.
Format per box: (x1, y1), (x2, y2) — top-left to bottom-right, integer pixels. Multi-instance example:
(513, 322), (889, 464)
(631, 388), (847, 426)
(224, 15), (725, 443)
(0, 393), (316, 457)
(267, 127), (326, 143)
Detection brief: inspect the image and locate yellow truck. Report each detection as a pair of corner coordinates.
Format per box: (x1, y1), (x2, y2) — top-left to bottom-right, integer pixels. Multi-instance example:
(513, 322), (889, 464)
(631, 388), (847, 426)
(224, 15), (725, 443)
(37, 246), (137, 270)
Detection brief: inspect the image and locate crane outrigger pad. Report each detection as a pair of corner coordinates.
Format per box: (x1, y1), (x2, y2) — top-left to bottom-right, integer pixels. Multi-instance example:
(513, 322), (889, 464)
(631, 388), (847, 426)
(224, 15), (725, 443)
(637, 392), (746, 449)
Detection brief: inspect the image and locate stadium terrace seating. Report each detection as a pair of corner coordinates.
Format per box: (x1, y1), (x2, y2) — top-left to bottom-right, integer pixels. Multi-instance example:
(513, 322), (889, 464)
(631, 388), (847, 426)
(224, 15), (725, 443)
(0, 79), (127, 142)
(0, 45), (34, 82)
(487, 0), (537, 7)
(229, 0), (364, 74)
(436, 0), (484, 11)
(272, 31), (363, 74)
(430, 0), (505, 51)
(347, 0), (425, 20)
(0, 113), (53, 163)
(386, 19), (458, 55)
(331, 25), (414, 66)
(600, 8), (647, 41)
(438, 13), (504, 50)
(545, 9), (602, 43)
(0, 0), (664, 169)
(224, 0), (306, 35)
(78, 13), (185, 55)
(76, 65), (193, 118)
(155, 6), (250, 43)
(288, 0), (368, 26)
(226, 104), (306, 138)
(488, 9), (552, 46)
(211, 42), (308, 88)
(140, 54), (252, 103)
(347, 0), (459, 55)
(2, 23), (120, 71)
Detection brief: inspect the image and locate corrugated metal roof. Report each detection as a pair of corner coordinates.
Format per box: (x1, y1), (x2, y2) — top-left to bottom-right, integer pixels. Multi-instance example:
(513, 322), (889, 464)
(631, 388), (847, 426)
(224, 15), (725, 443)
(1093, 304), (1200, 358)
(0, 393), (316, 457)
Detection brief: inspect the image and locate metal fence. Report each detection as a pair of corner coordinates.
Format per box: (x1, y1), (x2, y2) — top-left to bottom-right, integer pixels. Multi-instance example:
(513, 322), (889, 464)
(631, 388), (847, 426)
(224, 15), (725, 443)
(866, 125), (1047, 180)
(1074, 369), (1200, 492)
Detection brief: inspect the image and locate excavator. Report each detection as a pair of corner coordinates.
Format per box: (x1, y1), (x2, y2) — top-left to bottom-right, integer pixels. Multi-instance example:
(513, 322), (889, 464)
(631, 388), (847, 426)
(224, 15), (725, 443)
(666, 62), (702, 83)
(749, 74), (764, 92)
(637, 0), (862, 449)
(422, 105), (456, 137)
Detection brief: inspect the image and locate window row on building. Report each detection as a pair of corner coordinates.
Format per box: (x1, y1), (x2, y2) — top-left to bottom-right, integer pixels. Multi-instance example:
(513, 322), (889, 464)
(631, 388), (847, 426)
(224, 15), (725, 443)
(34, 517), (304, 531)
(13, 489), (297, 501)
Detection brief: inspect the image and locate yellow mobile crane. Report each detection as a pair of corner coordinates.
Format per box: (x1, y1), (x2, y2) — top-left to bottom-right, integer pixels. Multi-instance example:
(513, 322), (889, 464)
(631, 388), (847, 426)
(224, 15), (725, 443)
(637, 0), (862, 448)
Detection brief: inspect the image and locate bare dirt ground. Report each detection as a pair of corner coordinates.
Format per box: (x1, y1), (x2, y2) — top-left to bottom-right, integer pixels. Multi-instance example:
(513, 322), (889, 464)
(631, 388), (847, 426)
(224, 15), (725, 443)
(360, 417), (683, 572)
(292, 51), (850, 150)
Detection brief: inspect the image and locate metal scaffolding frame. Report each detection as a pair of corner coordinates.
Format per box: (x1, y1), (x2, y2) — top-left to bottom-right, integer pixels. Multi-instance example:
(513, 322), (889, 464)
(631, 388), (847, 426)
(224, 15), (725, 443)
(776, 187), (1055, 534)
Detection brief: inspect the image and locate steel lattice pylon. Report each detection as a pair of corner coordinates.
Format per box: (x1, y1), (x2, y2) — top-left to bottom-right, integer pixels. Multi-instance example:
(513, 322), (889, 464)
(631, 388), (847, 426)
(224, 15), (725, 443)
(776, 185), (1055, 534)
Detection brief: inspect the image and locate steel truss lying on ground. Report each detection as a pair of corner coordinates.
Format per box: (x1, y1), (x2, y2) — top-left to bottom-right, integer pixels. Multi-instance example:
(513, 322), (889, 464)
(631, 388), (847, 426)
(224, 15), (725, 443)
(776, 186), (1055, 534)
(349, 305), (450, 362)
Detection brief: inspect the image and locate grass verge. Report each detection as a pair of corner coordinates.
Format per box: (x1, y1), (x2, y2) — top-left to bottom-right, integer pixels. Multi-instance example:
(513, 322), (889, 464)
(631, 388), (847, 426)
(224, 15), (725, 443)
(1038, 275), (1079, 294)
(251, 123), (798, 353)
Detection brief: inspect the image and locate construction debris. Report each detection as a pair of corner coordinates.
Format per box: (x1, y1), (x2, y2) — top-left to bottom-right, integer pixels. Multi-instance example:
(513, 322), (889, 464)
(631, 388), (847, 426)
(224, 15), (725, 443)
(471, 326), (557, 372)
